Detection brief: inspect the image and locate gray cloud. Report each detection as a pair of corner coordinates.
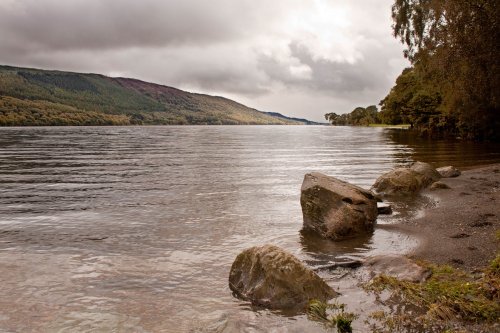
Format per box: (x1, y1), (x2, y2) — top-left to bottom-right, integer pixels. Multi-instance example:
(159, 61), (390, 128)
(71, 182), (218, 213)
(0, 0), (409, 121)
(0, 0), (293, 51)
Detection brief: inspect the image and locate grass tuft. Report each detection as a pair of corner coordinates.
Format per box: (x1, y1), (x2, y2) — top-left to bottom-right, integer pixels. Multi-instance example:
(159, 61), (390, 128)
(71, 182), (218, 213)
(365, 257), (500, 323)
(307, 299), (358, 333)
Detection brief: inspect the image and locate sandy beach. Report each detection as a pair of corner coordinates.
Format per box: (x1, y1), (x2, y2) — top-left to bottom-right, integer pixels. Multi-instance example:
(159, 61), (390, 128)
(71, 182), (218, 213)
(402, 163), (500, 270)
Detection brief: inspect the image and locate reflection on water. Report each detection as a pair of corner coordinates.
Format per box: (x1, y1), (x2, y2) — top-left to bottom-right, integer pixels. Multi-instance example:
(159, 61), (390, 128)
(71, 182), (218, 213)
(0, 126), (499, 332)
(387, 129), (500, 169)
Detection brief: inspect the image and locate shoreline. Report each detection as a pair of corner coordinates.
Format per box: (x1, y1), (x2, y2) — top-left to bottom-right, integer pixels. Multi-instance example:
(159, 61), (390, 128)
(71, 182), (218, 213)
(396, 163), (500, 270)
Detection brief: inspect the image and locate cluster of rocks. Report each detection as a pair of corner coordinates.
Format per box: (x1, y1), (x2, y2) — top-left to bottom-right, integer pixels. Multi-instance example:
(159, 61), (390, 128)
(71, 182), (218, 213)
(228, 162), (460, 311)
(372, 162), (460, 196)
(372, 161), (441, 196)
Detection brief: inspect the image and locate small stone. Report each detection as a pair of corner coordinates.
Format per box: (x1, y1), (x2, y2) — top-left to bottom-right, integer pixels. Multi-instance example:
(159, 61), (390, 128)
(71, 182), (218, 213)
(437, 166), (461, 178)
(377, 204), (393, 215)
(450, 233), (470, 239)
(430, 181), (451, 190)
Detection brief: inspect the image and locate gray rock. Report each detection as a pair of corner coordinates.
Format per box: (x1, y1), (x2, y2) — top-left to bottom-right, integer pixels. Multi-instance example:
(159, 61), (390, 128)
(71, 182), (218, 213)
(372, 168), (427, 195)
(364, 255), (431, 283)
(229, 245), (336, 311)
(430, 181), (451, 190)
(300, 172), (378, 240)
(372, 161), (441, 196)
(437, 166), (461, 178)
(410, 161), (441, 184)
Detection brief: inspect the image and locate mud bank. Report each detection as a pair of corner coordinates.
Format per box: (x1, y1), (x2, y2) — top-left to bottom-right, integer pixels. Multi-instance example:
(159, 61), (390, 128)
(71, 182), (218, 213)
(400, 163), (500, 270)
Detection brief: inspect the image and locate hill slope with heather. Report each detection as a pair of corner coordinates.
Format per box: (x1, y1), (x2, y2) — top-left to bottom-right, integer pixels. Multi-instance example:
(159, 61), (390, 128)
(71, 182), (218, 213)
(0, 65), (313, 126)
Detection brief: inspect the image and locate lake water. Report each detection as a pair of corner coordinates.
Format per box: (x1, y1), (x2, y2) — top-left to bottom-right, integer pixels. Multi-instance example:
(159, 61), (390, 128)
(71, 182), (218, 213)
(0, 126), (499, 332)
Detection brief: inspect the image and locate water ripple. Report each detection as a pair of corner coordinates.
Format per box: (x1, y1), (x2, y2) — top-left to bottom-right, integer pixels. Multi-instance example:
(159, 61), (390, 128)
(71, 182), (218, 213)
(1, 125), (499, 332)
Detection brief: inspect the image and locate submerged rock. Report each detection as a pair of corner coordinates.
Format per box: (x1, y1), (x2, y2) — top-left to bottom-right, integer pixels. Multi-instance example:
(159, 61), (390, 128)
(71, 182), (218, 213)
(229, 245), (336, 311)
(372, 161), (441, 196)
(437, 166), (461, 178)
(300, 172), (378, 241)
(364, 255), (431, 283)
(314, 260), (363, 271)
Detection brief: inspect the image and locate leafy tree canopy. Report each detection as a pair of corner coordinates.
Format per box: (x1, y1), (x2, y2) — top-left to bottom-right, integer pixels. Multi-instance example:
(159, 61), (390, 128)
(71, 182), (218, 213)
(325, 105), (381, 126)
(386, 0), (499, 140)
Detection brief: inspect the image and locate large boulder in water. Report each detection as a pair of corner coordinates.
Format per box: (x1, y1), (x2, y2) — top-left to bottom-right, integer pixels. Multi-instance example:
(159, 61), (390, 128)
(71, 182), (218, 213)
(300, 172), (378, 241)
(229, 245), (336, 311)
(372, 161), (441, 196)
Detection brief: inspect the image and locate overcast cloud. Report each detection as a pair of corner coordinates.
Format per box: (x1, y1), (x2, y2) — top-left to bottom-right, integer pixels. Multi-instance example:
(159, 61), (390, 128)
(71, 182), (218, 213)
(0, 0), (409, 121)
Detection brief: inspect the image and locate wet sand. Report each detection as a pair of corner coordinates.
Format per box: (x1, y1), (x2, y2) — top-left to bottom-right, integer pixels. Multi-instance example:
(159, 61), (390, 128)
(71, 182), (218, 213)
(402, 164), (500, 270)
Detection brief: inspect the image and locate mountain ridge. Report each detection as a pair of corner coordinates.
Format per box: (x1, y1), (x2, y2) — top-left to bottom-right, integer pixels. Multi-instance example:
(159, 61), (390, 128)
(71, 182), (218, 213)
(0, 65), (316, 126)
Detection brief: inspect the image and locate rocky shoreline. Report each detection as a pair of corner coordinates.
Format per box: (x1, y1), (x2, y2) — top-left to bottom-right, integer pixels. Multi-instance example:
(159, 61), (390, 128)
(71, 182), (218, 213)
(402, 163), (500, 270)
(226, 162), (499, 331)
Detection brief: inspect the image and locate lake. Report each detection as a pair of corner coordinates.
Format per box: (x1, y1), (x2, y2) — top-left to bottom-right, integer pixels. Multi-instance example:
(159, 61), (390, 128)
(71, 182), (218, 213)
(0, 126), (499, 332)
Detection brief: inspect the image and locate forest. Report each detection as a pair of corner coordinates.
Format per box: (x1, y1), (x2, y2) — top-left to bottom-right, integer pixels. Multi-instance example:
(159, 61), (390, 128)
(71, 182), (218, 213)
(326, 0), (499, 141)
(0, 66), (306, 126)
(324, 106), (382, 126)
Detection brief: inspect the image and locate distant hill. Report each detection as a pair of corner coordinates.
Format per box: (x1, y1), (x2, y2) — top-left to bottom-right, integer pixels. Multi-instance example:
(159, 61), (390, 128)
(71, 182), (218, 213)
(0, 65), (313, 126)
(263, 112), (323, 125)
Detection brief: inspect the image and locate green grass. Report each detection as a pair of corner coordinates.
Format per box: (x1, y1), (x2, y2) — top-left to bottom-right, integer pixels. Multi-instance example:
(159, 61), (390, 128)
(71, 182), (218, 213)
(365, 257), (500, 323)
(307, 300), (358, 332)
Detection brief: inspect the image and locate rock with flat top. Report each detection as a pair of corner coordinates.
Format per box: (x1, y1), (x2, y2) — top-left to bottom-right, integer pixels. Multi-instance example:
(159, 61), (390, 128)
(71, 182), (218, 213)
(300, 172), (378, 241)
(364, 255), (431, 283)
(437, 166), (461, 178)
(229, 245), (336, 311)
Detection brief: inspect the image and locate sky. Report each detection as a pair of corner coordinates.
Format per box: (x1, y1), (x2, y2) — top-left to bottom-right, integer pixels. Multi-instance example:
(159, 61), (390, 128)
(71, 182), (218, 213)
(0, 0), (409, 122)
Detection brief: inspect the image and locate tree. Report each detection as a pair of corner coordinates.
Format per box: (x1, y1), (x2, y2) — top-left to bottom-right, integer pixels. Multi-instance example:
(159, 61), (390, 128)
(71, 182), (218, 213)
(390, 0), (500, 140)
(325, 106), (382, 126)
(325, 112), (339, 124)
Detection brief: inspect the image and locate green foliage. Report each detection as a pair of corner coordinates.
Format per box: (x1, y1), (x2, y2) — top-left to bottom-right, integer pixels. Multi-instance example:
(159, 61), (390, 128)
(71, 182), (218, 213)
(307, 300), (358, 332)
(366, 260), (500, 323)
(367, 310), (423, 333)
(325, 105), (382, 126)
(388, 0), (500, 141)
(379, 67), (447, 133)
(18, 71), (99, 93)
(0, 65), (303, 126)
(0, 96), (130, 126)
